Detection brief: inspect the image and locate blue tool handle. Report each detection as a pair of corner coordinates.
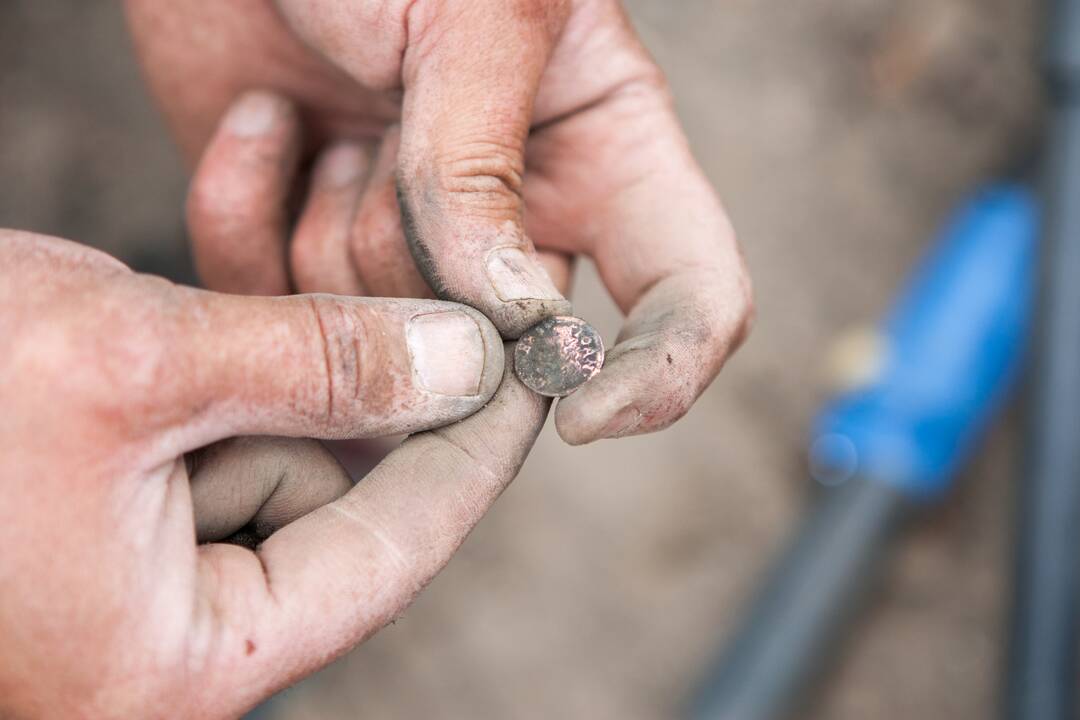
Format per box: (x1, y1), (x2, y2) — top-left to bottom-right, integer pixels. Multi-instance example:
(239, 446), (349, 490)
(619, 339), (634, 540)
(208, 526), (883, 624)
(811, 185), (1038, 498)
(690, 184), (1039, 720)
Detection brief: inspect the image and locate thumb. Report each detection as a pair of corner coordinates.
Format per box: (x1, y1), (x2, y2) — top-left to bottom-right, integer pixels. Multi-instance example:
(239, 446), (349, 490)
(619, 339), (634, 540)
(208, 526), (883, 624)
(170, 288), (505, 449)
(394, 0), (573, 337)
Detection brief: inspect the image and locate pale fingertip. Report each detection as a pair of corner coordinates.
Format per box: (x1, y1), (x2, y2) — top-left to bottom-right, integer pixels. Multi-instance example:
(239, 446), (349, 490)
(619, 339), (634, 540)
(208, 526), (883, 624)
(553, 395), (600, 445)
(313, 142), (369, 189)
(556, 396), (646, 445)
(223, 91), (291, 137)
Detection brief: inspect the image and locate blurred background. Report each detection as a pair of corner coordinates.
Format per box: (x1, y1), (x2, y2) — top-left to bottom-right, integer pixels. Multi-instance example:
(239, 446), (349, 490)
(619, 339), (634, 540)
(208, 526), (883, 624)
(0, 1), (1045, 718)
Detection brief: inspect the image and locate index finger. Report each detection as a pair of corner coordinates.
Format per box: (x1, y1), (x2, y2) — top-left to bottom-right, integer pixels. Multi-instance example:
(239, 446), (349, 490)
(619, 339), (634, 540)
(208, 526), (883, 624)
(190, 347), (550, 709)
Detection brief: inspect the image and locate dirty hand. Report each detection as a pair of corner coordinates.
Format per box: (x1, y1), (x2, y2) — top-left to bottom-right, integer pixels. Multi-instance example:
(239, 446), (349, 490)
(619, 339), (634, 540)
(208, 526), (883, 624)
(126, 0), (753, 444)
(0, 231), (549, 719)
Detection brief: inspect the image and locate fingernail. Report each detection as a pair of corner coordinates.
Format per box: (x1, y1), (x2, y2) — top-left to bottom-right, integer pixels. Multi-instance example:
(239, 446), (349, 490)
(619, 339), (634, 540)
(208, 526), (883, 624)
(599, 405), (644, 439)
(224, 92), (284, 137)
(315, 143), (367, 188)
(407, 311), (486, 396)
(486, 246), (563, 302)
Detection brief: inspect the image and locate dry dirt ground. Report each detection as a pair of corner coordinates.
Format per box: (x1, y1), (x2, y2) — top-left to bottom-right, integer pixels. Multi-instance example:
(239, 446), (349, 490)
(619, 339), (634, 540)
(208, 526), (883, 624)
(0, 1), (1044, 718)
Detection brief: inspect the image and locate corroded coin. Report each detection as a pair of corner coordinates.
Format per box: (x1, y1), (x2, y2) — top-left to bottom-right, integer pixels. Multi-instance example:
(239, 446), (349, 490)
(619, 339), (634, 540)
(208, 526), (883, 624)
(514, 316), (605, 397)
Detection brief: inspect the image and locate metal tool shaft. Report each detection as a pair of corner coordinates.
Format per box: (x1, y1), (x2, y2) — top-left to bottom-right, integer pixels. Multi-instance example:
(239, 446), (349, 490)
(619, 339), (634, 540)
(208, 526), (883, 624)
(1004, 1), (1080, 715)
(690, 477), (907, 720)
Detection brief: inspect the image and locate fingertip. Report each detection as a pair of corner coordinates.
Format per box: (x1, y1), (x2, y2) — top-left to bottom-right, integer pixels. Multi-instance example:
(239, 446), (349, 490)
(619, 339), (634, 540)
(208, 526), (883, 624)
(426, 339), (551, 471)
(491, 297), (575, 340)
(559, 397), (651, 444)
(553, 406), (593, 446)
(407, 303), (505, 405)
(554, 389), (653, 446)
(554, 262), (751, 444)
(221, 90), (297, 138)
(180, 293), (509, 445)
(187, 89), (301, 295)
(312, 141), (370, 189)
(395, 179), (571, 339)
(471, 309), (508, 403)
(480, 244), (574, 337)
(553, 344), (692, 444)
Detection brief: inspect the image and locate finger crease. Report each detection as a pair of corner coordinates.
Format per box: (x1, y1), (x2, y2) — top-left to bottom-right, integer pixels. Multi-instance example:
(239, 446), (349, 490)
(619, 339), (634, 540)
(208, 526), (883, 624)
(328, 502), (410, 574)
(253, 545), (279, 608)
(308, 297), (336, 426)
(428, 429), (501, 491)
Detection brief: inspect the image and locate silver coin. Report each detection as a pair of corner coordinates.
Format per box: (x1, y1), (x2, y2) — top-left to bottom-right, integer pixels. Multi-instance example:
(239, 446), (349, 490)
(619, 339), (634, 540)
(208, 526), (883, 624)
(513, 316), (605, 397)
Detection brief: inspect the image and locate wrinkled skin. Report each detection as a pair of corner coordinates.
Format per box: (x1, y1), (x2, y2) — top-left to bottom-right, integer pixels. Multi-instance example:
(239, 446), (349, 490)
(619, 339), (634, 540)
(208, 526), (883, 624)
(126, 0), (754, 445)
(0, 3), (753, 717)
(0, 231), (553, 719)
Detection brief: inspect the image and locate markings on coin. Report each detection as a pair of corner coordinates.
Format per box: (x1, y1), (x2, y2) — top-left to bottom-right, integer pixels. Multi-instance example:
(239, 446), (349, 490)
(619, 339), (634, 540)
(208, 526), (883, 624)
(513, 316), (605, 397)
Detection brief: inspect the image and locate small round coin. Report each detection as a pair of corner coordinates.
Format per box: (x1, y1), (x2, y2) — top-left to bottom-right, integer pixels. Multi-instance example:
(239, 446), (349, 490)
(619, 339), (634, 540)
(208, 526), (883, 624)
(513, 316), (605, 397)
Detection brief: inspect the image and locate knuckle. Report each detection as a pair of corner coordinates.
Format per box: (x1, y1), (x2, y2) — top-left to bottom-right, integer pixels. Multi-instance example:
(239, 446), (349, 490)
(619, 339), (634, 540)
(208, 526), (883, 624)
(91, 280), (181, 397)
(306, 297), (399, 434)
(408, 0), (568, 45)
(628, 62), (672, 99)
(30, 276), (184, 435)
(605, 61), (674, 114)
(306, 296), (349, 432)
(410, 136), (525, 219)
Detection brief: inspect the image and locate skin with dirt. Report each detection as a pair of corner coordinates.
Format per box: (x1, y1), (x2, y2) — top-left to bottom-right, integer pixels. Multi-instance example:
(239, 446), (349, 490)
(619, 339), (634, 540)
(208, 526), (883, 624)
(0, 1), (1039, 718)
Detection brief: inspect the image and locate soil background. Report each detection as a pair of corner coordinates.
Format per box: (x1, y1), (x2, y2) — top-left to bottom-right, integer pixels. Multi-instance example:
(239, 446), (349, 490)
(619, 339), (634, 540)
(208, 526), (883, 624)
(0, 2), (1044, 718)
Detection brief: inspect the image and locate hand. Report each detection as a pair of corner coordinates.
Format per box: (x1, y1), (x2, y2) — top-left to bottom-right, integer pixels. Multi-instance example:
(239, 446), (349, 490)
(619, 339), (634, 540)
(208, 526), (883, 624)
(126, 0), (753, 444)
(0, 231), (548, 719)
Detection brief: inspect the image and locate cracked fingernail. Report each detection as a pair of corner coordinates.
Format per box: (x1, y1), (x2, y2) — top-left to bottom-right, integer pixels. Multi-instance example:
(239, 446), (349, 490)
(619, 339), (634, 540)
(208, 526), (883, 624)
(486, 246), (563, 302)
(407, 311), (485, 396)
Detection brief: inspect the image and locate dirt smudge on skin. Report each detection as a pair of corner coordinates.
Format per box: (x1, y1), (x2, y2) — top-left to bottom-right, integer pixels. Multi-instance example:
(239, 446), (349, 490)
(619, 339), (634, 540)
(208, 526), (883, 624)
(396, 178), (449, 298)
